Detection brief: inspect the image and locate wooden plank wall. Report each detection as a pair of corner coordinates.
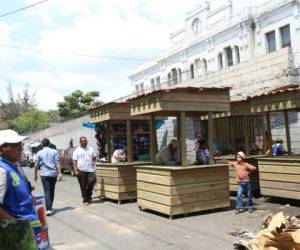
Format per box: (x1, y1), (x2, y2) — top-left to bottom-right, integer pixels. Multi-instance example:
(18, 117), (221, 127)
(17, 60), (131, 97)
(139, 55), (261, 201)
(258, 159), (300, 200)
(136, 166), (230, 217)
(95, 165), (137, 203)
(213, 116), (255, 154)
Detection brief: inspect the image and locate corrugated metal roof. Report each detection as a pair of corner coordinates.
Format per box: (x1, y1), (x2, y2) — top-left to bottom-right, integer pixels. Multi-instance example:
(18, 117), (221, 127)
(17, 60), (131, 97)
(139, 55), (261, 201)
(247, 85), (300, 100)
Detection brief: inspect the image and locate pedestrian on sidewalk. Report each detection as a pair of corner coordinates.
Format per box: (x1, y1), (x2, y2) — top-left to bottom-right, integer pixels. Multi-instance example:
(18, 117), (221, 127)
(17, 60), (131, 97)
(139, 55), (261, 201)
(225, 151), (256, 214)
(72, 136), (97, 205)
(34, 138), (62, 216)
(0, 129), (41, 241)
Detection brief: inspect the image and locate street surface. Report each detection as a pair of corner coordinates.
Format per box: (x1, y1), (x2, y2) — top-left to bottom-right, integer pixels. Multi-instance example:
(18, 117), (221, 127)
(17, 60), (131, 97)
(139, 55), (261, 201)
(23, 168), (300, 250)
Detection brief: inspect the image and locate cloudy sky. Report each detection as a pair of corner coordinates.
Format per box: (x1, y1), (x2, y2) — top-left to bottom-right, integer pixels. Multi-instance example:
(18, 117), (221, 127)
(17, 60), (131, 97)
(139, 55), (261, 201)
(0, 0), (202, 111)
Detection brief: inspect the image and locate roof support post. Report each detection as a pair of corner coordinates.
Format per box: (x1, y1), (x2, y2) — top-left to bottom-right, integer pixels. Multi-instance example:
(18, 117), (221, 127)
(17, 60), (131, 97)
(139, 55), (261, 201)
(208, 112), (214, 164)
(179, 111), (187, 167)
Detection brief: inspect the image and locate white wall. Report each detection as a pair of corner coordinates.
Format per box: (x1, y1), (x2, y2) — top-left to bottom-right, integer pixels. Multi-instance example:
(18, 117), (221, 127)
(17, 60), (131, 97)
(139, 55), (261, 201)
(29, 116), (97, 151)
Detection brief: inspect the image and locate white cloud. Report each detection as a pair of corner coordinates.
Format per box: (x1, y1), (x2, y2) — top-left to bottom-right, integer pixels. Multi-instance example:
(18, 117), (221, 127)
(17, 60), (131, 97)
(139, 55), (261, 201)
(8, 69), (132, 104)
(1, 0), (201, 110)
(34, 88), (64, 111)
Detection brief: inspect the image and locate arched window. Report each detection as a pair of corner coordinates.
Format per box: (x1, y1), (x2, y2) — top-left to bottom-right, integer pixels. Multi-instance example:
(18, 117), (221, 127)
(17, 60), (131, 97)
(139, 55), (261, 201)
(178, 68), (182, 83)
(225, 47), (233, 67)
(190, 64), (195, 79)
(171, 68), (178, 85)
(218, 53), (223, 70)
(234, 45), (240, 64)
(167, 73), (171, 86)
(202, 59), (208, 74)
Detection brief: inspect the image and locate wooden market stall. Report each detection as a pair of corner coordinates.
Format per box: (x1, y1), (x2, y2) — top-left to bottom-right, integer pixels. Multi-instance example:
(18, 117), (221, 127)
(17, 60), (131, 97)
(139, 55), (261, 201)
(249, 87), (300, 200)
(89, 102), (150, 204)
(129, 87), (231, 219)
(213, 101), (263, 195)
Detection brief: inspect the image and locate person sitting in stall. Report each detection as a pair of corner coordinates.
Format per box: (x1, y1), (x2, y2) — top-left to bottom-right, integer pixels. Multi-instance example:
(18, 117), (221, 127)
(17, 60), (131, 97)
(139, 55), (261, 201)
(196, 139), (209, 165)
(111, 147), (126, 163)
(155, 139), (180, 165)
(276, 139), (285, 155)
(272, 139), (285, 156)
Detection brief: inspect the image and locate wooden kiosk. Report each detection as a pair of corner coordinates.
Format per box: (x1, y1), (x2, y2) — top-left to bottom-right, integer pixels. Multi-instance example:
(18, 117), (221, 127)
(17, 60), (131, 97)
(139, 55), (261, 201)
(89, 102), (150, 204)
(129, 87), (231, 218)
(213, 101), (262, 195)
(250, 87), (300, 200)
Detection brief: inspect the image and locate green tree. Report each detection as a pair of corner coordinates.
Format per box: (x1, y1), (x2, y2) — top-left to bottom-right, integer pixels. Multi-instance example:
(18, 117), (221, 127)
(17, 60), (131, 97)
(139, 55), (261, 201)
(0, 83), (36, 128)
(57, 90), (100, 118)
(11, 108), (50, 134)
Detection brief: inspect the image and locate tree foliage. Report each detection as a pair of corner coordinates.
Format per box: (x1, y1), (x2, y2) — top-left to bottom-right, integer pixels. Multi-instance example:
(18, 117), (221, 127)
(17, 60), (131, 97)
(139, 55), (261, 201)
(57, 90), (100, 118)
(0, 83), (36, 129)
(11, 108), (50, 134)
(0, 83), (51, 134)
(0, 83), (36, 116)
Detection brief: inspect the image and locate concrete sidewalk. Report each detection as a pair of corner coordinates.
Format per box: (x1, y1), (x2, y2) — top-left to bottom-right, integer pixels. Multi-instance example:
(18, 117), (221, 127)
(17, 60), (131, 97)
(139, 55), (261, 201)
(24, 168), (300, 250)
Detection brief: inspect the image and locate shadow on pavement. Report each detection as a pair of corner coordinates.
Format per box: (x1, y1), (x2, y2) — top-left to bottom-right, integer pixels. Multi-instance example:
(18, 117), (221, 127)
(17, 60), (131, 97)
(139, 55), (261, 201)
(53, 206), (76, 214)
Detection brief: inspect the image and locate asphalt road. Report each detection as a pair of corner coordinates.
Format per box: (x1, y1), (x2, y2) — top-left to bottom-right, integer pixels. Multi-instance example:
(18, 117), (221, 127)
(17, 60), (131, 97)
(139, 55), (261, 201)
(23, 167), (300, 250)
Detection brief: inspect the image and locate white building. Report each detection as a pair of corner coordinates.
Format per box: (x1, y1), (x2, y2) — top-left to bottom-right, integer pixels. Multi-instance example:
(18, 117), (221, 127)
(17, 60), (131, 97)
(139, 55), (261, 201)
(128, 0), (300, 159)
(129, 0), (300, 97)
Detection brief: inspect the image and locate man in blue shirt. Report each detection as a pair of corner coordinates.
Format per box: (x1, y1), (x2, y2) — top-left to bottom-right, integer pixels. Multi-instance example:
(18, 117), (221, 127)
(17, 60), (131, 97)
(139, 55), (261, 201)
(35, 138), (62, 216)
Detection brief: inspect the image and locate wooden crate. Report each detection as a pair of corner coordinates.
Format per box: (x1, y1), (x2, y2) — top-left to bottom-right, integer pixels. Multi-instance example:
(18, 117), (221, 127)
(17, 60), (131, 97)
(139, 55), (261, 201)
(258, 157), (300, 200)
(136, 165), (230, 219)
(95, 162), (149, 204)
(215, 156), (261, 195)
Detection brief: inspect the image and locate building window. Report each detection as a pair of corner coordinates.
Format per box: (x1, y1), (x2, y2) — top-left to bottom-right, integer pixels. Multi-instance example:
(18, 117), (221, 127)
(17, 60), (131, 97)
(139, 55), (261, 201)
(156, 76), (160, 86)
(225, 47), (233, 67)
(202, 59), (207, 74)
(135, 84), (139, 93)
(234, 46), (240, 64)
(167, 73), (171, 86)
(280, 25), (291, 48)
(140, 82), (144, 91)
(266, 31), (276, 53)
(171, 68), (178, 85)
(151, 78), (155, 89)
(190, 64), (195, 79)
(218, 53), (223, 70)
(178, 69), (182, 83)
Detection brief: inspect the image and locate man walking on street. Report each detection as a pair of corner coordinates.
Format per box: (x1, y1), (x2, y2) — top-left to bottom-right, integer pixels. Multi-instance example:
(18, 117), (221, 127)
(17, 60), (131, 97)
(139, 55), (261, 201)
(73, 136), (96, 205)
(35, 138), (62, 216)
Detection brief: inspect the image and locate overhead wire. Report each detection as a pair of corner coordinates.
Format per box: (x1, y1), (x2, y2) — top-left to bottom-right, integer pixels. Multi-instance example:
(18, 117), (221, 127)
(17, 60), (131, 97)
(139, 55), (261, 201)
(0, 0), (49, 19)
(0, 1), (151, 61)
(0, 44), (150, 61)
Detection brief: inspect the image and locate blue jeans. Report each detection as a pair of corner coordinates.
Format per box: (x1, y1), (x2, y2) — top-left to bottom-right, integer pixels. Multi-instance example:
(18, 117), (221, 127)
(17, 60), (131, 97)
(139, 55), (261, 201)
(41, 176), (57, 211)
(236, 181), (253, 209)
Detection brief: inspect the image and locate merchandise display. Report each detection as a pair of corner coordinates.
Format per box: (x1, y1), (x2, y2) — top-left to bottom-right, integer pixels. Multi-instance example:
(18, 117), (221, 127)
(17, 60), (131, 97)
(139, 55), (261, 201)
(131, 120), (150, 161)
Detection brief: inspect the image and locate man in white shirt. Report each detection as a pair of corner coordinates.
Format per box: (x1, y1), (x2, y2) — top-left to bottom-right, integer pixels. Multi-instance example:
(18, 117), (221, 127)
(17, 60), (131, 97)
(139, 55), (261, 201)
(111, 149), (126, 163)
(155, 139), (180, 165)
(72, 137), (96, 205)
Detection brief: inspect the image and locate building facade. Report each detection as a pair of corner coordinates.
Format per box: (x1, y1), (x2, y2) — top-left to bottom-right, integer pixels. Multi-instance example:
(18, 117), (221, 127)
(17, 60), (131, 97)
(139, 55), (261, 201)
(129, 0), (300, 159)
(129, 0), (300, 98)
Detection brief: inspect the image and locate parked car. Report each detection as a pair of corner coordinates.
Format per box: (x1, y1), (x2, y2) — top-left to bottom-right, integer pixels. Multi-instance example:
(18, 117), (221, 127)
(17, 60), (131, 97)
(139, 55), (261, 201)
(59, 147), (75, 176)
